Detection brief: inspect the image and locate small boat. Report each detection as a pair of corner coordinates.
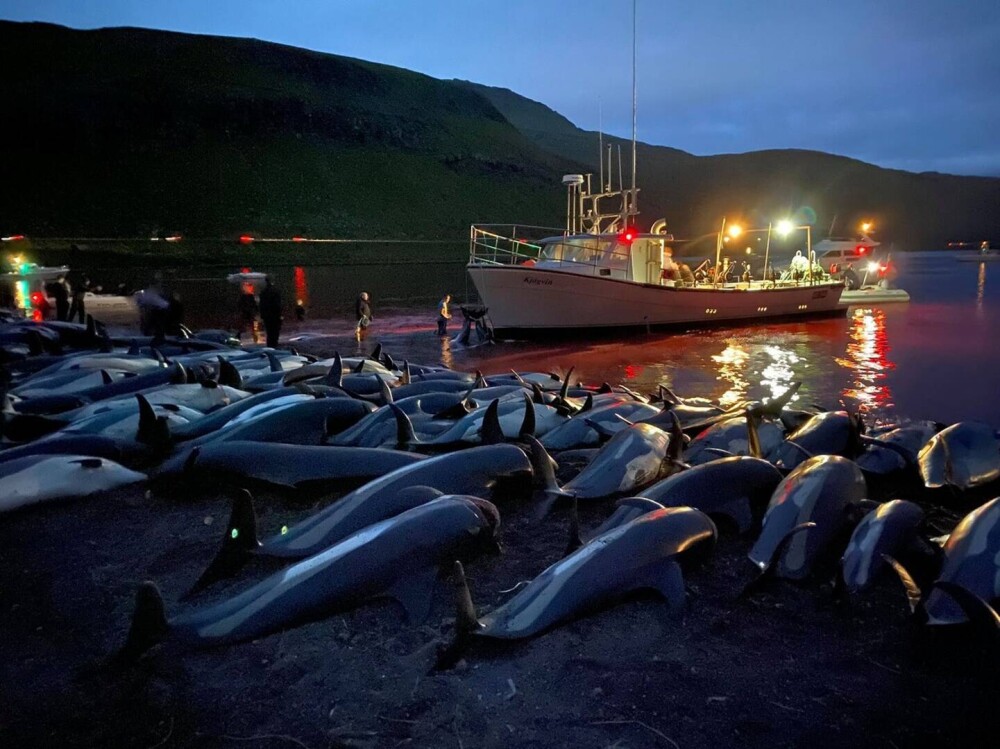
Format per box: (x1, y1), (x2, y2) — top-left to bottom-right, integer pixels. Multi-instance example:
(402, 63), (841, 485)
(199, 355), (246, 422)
(466, 175), (847, 340)
(226, 271), (269, 293)
(955, 242), (1000, 262)
(840, 286), (911, 304)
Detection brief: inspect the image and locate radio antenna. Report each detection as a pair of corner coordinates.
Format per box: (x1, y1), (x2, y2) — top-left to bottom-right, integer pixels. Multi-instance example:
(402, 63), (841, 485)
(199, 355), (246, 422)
(630, 0), (638, 217)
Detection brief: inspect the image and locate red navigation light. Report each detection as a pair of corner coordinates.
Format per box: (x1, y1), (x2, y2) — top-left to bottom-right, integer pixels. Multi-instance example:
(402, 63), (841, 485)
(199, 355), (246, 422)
(619, 227), (638, 244)
(292, 236), (307, 242)
(32, 309), (42, 321)
(856, 245), (867, 254)
(239, 235), (254, 245)
(240, 267), (251, 274)
(2, 234), (26, 242)
(30, 291), (44, 306)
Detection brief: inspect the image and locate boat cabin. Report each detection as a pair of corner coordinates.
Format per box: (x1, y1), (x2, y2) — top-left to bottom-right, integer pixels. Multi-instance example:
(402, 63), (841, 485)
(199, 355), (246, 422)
(533, 233), (676, 285)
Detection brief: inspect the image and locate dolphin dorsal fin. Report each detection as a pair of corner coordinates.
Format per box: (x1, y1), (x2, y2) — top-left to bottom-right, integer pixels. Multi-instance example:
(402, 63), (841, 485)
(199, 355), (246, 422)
(389, 403), (418, 449)
(480, 399), (504, 445)
(369, 343), (383, 362)
(117, 582), (168, 662)
(325, 352), (343, 387)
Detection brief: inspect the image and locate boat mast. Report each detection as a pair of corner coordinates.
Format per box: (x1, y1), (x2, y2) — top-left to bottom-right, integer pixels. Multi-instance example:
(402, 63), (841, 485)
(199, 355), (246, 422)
(630, 0), (638, 225)
(598, 101), (605, 196)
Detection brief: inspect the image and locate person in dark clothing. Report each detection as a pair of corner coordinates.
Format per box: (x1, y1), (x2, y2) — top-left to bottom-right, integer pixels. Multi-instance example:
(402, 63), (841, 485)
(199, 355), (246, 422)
(259, 276), (283, 348)
(237, 288), (259, 343)
(437, 294), (452, 336)
(354, 291), (372, 341)
(68, 274), (90, 324)
(165, 292), (185, 336)
(842, 263), (861, 291)
(47, 276), (70, 322)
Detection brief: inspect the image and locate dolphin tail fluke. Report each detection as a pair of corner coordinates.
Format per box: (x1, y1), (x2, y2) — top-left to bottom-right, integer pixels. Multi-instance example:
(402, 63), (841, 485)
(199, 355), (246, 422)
(558, 366), (575, 402)
(369, 342), (383, 362)
(535, 488), (572, 520)
(659, 384), (682, 406)
(186, 490), (259, 597)
(741, 522), (816, 598)
(266, 351), (282, 372)
(115, 581), (168, 663)
(931, 581), (1000, 633)
(382, 351), (396, 371)
(882, 554), (924, 615)
(434, 561), (482, 670)
(530, 382), (546, 405)
(580, 393), (594, 413)
(479, 399), (504, 445)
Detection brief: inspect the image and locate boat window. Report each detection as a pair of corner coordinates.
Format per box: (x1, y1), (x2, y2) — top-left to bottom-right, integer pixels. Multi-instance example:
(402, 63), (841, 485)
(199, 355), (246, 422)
(538, 238), (609, 264)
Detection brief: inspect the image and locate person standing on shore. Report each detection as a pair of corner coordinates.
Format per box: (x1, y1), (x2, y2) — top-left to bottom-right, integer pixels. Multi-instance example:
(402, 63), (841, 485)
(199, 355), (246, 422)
(237, 286), (259, 343)
(68, 273), (90, 323)
(436, 294), (452, 336)
(48, 275), (70, 322)
(355, 291), (372, 341)
(259, 276), (283, 348)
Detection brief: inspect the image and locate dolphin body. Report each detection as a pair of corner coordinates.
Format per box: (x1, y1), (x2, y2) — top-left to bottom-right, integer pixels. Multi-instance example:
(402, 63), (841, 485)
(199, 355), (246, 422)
(639, 456), (784, 533)
(749, 455), (866, 579)
(120, 496), (500, 658)
(922, 497), (1000, 624)
(457, 507), (717, 640)
(548, 423), (678, 502)
(0, 455), (146, 513)
(239, 443), (532, 560)
(917, 421), (1000, 490)
(839, 499), (925, 594)
(767, 411), (865, 472)
(179, 441), (425, 491)
(683, 416), (785, 466)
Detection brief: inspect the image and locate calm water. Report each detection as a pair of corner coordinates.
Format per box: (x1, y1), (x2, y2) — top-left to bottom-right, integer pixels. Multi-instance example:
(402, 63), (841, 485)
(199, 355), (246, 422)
(94, 251), (998, 428)
(460, 251), (1000, 428)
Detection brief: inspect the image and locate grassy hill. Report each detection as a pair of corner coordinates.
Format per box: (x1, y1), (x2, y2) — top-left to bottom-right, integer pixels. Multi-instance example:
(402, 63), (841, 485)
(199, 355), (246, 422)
(0, 22), (575, 240)
(1, 22), (997, 251)
(460, 82), (1000, 250)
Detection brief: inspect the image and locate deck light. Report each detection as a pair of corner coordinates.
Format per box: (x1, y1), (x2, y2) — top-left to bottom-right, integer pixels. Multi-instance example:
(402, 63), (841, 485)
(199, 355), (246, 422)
(776, 220), (794, 237)
(861, 222), (872, 233)
(727, 224), (743, 239)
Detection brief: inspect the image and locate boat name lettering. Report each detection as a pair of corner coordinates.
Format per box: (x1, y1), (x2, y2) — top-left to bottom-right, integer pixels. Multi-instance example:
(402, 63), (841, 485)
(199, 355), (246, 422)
(523, 277), (553, 287)
(812, 289), (828, 299)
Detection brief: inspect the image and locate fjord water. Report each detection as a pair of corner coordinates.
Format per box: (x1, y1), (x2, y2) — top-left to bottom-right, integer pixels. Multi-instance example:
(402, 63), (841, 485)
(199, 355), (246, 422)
(158, 251), (996, 428)
(462, 251), (1000, 428)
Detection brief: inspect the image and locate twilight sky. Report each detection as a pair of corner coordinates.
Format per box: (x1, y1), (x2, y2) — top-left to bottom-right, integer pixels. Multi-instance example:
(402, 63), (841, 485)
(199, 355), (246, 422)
(5, 0), (1000, 176)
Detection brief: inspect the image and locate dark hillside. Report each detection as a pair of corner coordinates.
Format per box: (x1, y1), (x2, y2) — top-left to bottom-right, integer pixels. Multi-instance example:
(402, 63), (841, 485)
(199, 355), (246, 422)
(461, 82), (1000, 249)
(0, 22), (575, 238)
(2, 22), (998, 250)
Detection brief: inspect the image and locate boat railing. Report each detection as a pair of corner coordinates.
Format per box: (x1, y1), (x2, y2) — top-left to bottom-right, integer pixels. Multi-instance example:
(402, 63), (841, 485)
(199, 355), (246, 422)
(469, 225), (556, 266)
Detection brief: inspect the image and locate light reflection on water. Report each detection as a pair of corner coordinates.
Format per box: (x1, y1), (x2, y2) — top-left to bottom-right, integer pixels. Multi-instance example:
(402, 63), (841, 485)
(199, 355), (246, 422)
(837, 307), (895, 423)
(463, 252), (1000, 427)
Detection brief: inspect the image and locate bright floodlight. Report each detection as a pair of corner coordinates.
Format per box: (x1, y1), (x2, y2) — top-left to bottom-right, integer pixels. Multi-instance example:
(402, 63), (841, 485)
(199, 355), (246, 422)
(861, 222), (872, 233)
(776, 220), (794, 236)
(727, 224), (743, 239)
(867, 261), (879, 273)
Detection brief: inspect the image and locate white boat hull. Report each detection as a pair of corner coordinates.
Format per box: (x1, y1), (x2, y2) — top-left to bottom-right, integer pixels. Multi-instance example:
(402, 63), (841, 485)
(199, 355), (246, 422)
(467, 265), (846, 338)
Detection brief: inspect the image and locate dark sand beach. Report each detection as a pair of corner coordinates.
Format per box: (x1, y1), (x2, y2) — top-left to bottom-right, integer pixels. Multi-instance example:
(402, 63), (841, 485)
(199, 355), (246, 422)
(1, 313), (998, 749)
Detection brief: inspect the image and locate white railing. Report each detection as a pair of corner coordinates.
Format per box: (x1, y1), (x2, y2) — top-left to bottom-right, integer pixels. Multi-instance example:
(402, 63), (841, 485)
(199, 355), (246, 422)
(468, 225), (556, 266)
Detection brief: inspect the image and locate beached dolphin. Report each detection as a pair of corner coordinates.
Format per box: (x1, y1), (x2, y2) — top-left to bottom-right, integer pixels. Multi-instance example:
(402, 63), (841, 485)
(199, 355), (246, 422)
(766, 411), (865, 472)
(839, 499), (925, 594)
(179, 441), (426, 492)
(639, 456), (784, 533)
(917, 421), (1000, 490)
(119, 496), (500, 658)
(451, 506), (717, 641)
(0, 455), (146, 513)
(235, 443), (533, 560)
(749, 455), (866, 580)
(545, 422), (680, 505)
(919, 497), (1000, 624)
(683, 415), (784, 466)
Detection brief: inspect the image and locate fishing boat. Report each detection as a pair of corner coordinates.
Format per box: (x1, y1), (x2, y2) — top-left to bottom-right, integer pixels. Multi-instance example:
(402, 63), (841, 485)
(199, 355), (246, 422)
(955, 241), (1000, 262)
(466, 174), (847, 339)
(0, 261), (138, 324)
